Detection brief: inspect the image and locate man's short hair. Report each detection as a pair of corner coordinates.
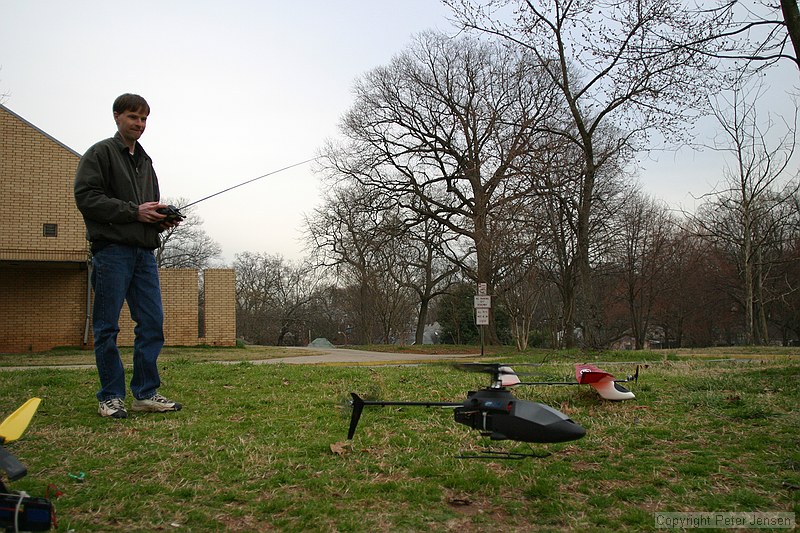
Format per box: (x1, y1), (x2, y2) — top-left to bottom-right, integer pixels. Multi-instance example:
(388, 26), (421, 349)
(113, 93), (150, 115)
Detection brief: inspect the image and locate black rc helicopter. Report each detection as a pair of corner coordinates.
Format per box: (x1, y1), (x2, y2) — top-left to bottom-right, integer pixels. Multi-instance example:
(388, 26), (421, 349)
(347, 363), (587, 456)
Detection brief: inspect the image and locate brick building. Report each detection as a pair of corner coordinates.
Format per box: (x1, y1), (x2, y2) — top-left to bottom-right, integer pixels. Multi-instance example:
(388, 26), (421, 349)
(0, 104), (236, 352)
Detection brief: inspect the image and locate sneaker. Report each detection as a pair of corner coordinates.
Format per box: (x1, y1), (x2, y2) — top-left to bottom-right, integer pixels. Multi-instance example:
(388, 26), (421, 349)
(131, 393), (182, 413)
(98, 398), (128, 419)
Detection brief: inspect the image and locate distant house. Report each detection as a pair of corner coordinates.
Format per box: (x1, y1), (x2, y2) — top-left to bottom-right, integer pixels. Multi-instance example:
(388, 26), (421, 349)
(609, 335), (639, 351)
(0, 104), (236, 352)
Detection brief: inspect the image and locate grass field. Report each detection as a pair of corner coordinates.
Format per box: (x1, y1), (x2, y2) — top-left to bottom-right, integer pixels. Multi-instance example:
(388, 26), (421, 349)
(0, 346), (798, 531)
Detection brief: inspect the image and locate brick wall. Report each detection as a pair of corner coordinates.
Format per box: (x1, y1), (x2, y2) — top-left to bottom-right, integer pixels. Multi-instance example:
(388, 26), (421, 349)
(0, 105), (86, 262)
(117, 268), (237, 347)
(0, 104), (237, 353)
(0, 264), (88, 352)
(117, 269), (200, 346)
(1, 265), (237, 352)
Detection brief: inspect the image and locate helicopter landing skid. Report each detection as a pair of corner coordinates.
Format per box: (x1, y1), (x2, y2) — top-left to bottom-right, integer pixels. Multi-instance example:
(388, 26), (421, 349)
(456, 449), (551, 460)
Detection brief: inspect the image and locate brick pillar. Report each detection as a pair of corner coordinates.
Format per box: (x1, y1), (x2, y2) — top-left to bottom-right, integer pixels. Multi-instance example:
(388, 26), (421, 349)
(202, 269), (236, 346)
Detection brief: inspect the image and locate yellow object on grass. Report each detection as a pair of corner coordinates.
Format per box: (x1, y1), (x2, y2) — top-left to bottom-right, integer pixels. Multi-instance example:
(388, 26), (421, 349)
(0, 398), (41, 443)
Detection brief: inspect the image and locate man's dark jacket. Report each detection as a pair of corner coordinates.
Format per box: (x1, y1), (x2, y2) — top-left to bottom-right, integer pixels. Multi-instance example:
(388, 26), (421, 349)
(74, 132), (162, 251)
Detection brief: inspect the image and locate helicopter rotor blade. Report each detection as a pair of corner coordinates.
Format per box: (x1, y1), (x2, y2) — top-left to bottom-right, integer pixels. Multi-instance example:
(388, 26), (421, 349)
(515, 381), (582, 386)
(456, 362), (643, 384)
(453, 363), (504, 374)
(0, 398), (41, 444)
(453, 363), (546, 376)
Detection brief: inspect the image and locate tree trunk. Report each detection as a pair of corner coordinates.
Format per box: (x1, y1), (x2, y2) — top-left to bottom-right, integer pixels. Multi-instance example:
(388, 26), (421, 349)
(415, 298), (430, 345)
(561, 280), (577, 349)
(782, 0), (800, 69)
(744, 235), (755, 345)
(474, 206), (500, 345)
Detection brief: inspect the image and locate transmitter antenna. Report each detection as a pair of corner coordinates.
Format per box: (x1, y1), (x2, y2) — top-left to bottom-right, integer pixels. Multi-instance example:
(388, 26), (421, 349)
(157, 157), (318, 222)
(182, 157), (318, 209)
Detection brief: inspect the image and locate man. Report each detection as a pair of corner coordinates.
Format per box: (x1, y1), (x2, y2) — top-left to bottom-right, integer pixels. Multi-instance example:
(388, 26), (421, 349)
(74, 93), (182, 419)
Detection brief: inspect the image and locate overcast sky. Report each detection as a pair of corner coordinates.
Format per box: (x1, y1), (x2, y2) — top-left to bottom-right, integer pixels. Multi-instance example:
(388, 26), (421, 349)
(2, 1), (798, 264)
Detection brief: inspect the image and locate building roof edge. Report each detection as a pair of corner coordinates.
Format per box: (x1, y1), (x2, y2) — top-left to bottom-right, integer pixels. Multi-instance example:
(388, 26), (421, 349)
(0, 103), (82, 157)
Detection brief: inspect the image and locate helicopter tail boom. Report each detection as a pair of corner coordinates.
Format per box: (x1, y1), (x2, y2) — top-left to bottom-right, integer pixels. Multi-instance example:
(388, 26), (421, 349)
(347, 393), (462, 440)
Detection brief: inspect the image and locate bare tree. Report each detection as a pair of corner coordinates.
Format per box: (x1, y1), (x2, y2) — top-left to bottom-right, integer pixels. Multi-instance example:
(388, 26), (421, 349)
(693, 80), (799, 344)
(679, 1), (800, 71)
(446, 0), (714, 348)
(385, 210), (461, 345)
(306, 183), (414, 343)
(233, 252), (323, 345)
(234, 251), (282, 344)
(766, 190), (800, 342)
(612, 192), (677, 349)
(271, 260), (325, 345)
(496, 260), (543, 351)
(519, 137), (630, 348)
(446, 0), (726, 346)
(487, 177), (555, 350)
(321, 31), (562, 343)
(0, 68), (9, 104)
(156, 197), (222, 269)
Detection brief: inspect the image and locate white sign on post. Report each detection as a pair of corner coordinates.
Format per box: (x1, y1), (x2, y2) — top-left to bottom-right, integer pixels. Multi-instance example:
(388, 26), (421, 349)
(475, 286), (491, 328)
(474, 295), (491, 308)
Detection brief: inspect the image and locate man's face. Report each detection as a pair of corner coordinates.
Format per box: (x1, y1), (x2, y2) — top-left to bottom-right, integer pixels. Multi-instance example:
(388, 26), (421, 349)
(114, 107), (148, 145)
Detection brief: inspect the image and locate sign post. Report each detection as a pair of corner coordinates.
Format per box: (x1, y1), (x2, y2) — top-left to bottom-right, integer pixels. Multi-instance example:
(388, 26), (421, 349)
(474, 287), (491, 357)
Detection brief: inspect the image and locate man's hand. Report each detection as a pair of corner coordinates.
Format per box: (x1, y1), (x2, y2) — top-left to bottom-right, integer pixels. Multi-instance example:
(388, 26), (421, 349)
(137, 201), (181, 230)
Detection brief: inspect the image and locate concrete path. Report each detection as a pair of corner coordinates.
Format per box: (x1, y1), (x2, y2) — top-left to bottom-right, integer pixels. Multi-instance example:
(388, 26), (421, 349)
(240, 346), (483, 365)
(0, 346), (484, 371)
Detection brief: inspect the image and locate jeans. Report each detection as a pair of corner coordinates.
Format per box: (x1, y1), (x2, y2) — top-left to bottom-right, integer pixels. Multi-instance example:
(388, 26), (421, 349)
(91, 244), (164, 401)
